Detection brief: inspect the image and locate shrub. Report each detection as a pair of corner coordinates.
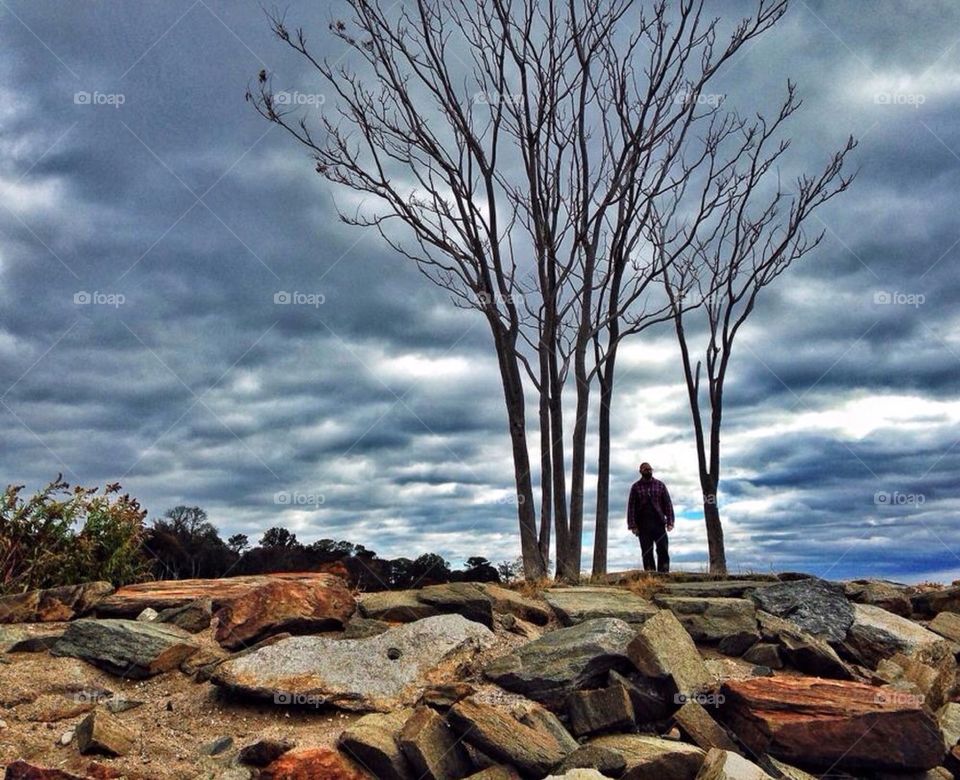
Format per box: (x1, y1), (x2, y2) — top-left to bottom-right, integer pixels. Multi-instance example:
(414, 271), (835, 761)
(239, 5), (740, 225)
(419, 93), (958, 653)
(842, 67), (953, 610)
(0, 475), (150, 594)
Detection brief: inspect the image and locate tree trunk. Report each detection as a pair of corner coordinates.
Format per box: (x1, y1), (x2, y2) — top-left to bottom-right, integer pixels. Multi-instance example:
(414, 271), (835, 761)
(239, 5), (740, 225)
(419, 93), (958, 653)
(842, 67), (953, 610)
(549, 359), (570, 581)
(566, 347), (589, 583)
(537, 357), (552, 569)
(493, 325), (545, 580)
(592, 363), (615, 577)
(702, 486), (727, 575)
(704, 380), (727, 574)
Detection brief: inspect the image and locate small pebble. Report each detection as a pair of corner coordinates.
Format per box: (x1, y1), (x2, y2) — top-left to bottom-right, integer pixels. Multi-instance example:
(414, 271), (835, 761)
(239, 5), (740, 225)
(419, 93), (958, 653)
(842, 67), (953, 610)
(59, 730), (74, 746)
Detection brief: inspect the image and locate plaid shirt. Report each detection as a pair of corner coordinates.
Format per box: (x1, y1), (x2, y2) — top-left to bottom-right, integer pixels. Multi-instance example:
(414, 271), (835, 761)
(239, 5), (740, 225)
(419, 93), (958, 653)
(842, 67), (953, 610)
(627, 477), (675, 531)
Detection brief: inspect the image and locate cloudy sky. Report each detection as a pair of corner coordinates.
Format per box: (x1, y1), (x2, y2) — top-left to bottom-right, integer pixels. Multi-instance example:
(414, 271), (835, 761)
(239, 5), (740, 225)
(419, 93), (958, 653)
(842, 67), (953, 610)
(1, 0), (958, 582)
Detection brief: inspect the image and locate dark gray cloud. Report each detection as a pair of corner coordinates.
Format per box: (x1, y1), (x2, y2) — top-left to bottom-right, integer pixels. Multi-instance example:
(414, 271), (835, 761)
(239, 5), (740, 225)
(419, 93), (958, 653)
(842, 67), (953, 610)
(1, 0), (959, 580)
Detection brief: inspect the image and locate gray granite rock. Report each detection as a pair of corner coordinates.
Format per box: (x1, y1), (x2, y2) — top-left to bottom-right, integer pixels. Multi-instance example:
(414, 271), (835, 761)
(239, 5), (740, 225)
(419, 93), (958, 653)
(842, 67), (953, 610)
(212, 614), (493, 711)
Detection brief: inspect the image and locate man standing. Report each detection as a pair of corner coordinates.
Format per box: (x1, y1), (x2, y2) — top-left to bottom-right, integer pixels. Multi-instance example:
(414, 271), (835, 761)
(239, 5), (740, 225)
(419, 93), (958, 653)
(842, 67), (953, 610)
(627, 462), (675, 573)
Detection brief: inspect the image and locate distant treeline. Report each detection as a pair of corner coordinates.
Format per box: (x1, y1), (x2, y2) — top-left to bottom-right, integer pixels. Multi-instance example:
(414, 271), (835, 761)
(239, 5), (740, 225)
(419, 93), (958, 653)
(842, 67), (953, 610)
(146, 506), (509, 590)
(0, 477), (514, 596)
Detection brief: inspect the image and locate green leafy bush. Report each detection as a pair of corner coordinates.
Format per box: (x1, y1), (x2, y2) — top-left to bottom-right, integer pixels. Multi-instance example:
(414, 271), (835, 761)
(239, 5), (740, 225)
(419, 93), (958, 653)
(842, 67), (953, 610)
(0, 475), (150, 594)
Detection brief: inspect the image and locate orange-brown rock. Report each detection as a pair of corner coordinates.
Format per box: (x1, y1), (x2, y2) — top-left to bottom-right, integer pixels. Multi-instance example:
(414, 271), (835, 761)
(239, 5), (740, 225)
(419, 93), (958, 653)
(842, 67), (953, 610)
(260, 747), (367, 780)
(214, 576), (355, 649)
(3, 762), (87, 780)
(0, 582), (114, 623)
(94, 572), (341, 617)
(718, 676), (945, 772)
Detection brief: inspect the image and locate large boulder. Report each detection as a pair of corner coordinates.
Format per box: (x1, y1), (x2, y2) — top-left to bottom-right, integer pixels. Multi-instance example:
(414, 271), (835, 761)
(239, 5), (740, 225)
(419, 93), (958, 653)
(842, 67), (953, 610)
(843, 579), (913, 617)
(416, 583), (494, 628)
(51, 619), (200, 678)
(0, 582), (114, 623)
(484, 618), (636, 710)
(212, 614), (493, 711)
(843, 603), (946, 668)
(447, 696), (577, 776)
(750, 579), (854, 644)
(653, 596), (759, 645)
(94, 572), (338, 617)
(627, 609), (713, 698)
(589, 734), (705, 779)
(718, 676), (945, 772)
(214, 577), (355, 650)
(543, 587), (657, 626)
(359, 590), (440, 623)
(756, 611), (854, 680)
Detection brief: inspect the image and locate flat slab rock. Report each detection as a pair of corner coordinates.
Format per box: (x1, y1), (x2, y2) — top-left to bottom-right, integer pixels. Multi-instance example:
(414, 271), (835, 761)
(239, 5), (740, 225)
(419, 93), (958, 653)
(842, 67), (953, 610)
(718, 676), (945, 772)
(652, 596), (758, 643)
(658, 581), (772, 599)
(212, 614), (493, 711)
(543, 588), (658, 626)
(94, 572), (341, 617)
(589, 734), (705, 779)
(51, 618), (200, 678)
(484, 618), (637, 710)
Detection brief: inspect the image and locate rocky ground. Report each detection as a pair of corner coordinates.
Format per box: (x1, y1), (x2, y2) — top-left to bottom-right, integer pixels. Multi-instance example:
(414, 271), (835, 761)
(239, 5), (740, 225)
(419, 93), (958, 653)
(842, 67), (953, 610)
(0, 572), (959, 779)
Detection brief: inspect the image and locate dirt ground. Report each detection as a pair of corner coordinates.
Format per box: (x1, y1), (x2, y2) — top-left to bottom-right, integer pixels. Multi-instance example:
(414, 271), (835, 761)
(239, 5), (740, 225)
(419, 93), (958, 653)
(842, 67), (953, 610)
(0, 613), (532, 780)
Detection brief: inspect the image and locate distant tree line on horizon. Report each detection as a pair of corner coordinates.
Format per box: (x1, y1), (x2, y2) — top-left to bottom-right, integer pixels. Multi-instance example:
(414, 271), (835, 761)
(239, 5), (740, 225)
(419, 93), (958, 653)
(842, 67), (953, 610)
(148, 505), (506, 589)
(0, 477), (508, 595)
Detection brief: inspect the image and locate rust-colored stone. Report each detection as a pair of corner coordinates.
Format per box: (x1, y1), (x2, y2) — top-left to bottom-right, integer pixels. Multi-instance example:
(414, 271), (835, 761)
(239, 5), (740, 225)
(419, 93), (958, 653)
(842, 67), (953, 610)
(718, 676), (944, 772)
(214, 577), (355, 649)
(3, 762), (87, 780)
(260, 747), (367, 780)
(94, 572), (341, 617)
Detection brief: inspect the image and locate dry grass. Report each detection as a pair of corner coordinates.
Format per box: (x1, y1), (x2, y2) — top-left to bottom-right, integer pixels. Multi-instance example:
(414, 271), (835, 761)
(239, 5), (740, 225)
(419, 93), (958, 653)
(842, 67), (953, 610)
(623, 572), (667, 600)
(507, 577), (555, 599)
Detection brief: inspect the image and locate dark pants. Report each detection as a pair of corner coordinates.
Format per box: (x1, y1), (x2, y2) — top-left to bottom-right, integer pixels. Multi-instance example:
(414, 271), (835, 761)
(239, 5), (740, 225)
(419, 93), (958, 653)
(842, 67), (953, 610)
(638, 513), (669, 573)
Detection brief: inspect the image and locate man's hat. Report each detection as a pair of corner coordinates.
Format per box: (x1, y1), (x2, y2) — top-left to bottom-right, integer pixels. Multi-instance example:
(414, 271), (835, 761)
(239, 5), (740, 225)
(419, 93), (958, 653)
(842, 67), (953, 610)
(639, 462), (653, 471)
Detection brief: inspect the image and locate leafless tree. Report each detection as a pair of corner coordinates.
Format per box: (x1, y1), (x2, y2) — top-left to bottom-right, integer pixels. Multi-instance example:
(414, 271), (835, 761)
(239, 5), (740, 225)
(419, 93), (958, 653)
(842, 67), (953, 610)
(249, 0), (849, 580)
(658, 83), (855, 574)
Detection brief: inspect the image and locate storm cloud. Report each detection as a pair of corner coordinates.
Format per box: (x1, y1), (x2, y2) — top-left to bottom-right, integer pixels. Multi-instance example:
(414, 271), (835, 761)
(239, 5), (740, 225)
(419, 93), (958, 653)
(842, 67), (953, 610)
(1, 0), (958, 581)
